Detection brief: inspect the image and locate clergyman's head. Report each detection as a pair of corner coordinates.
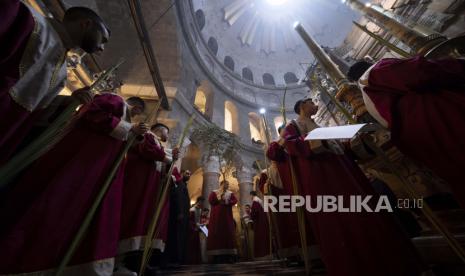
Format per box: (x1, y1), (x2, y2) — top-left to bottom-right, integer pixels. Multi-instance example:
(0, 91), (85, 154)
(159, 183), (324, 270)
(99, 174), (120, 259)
(195, 196), (205, 208)
(182, 170), (192, 182)
(294, 98), (318, 117)
(347, 60), (374, 82)
(151, 123), (170, 142)
(63, 7), (110, 53)
(126, 97), (145, 117)
(278, 124), (286, 138)
(220, 180), (229, 190)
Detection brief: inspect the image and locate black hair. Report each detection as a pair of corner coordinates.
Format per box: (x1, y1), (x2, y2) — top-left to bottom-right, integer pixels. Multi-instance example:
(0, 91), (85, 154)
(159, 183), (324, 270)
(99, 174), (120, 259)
(294, 99), (302, 114)
(347, 60), (374, 82)
(151, 123), (170, 133)
(126, 96), (145, 111)
(250, 191), (258, 196)
(294, 98), (313, 114)
(63, 7), (110, 35)
(202, 208), (209, 212)
(245, 204), (251, 207)
(278, 124), (285, 134)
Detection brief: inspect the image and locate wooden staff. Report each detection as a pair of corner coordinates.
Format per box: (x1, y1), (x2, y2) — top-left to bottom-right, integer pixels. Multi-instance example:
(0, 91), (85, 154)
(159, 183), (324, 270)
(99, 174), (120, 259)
(0, 60), (125, 187)
(287, 157), (311, 275)
(260, 113), (279, 261)
(55, 98), (162, 276)
(281, 87), (288, 124)
(317, 81), (465, 264)
(139, 115), (195, 276)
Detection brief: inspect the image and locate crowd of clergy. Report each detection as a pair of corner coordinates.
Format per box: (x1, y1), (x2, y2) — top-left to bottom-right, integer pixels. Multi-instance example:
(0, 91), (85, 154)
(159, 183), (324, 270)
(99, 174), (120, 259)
(1, 1), (465, 276)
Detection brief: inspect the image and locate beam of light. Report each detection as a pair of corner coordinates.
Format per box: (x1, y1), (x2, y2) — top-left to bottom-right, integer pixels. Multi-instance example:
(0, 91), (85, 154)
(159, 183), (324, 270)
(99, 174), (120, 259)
(259, 108), (266, 114)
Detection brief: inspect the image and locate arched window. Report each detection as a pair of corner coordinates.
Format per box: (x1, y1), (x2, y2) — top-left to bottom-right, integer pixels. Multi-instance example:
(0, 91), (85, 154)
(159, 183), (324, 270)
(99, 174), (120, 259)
(274, 116), (285, 137)
(195, 9), (206, 30)
(248, 113), (264, 143)
(225, 101), (240, 135)
(284, 72), (299, 84)
(224, 56), (235, 71)
(207, 37), (218, 56)
(194, 80), (214, 120)
(263, 73), (275, 86)
(242, 67), (253, 82)
(194, 89), (207, 114)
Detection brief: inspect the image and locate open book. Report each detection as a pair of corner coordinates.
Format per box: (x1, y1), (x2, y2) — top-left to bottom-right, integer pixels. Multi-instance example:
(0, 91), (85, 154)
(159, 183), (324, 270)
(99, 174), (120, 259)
(304, 123), (380, 140)
(199, 225), (208, 237)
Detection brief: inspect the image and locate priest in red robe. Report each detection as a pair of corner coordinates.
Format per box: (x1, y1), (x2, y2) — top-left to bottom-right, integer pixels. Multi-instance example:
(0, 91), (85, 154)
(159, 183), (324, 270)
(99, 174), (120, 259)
(207, 180), (238, 263)
(187, 196), (205, 264)
(0, 2), (110, 163)
(267, 127), (318, 264)
(348, 56), (465, 208)
(146, 124), (179, 270)
(270, 97), (426, 276)
(249, 191), (271, 260)
(117, 125), (177, 274)
(0, 93), (147, 275)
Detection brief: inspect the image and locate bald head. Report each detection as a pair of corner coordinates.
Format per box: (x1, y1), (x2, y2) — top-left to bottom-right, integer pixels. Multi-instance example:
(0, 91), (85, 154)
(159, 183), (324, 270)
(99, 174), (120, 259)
(63, 7), (110, 53)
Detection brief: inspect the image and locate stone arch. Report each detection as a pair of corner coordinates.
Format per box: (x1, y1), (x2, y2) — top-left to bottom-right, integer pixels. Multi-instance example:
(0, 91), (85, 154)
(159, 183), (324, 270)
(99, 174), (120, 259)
(195, 80), (214, 119)
(284, 72), (299, 84)
(225, 100), (240, 135)
(195, 9), (206, 30)
(224, 56), (235, 71)
(242, 67), (254, 82)
(274, 116), (285, 136)
(194, 89), (207, 114)
(263, 73), (275, 86)
(248, 112), (265, 143)
(207, 37), (218, 56)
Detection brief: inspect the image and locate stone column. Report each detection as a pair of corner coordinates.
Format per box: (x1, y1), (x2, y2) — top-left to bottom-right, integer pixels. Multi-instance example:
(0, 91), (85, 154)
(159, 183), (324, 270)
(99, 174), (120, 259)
(201, 154), (221, 209)
(294, 22), (369, 121)
(235, 167), (255, 217)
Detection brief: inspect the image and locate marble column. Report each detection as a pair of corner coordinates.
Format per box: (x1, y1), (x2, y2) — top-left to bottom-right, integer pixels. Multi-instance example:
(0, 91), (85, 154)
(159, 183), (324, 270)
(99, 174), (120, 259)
(235, 167), (255, 217)
(201, 154), (221, 209)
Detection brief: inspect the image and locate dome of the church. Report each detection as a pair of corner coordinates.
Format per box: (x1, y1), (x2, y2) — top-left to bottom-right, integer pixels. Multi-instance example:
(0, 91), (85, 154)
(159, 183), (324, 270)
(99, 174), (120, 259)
(191, 0), (360, 87)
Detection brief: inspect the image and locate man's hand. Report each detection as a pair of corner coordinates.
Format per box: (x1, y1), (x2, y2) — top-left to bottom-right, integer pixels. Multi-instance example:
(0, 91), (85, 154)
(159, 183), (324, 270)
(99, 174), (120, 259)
(131, 122), (148, 135)
(72, 87), (93, 104)
(172, 147), (180, 160)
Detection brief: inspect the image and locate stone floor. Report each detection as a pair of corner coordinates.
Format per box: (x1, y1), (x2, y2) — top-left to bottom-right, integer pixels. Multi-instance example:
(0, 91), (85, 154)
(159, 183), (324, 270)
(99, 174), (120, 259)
(155, 260), (325, 275)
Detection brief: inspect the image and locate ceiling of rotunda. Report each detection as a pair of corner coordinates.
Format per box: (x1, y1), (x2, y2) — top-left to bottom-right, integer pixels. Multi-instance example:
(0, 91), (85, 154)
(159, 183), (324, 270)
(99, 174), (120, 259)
(192, 0), (361, 86)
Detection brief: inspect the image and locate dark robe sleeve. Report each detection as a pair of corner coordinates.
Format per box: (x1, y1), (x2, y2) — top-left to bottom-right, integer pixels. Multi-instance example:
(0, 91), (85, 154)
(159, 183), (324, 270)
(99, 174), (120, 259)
(174, 182), (190, 221)
(189, 210), (198, 231)
(258, 173), (268, 194)
(136, 133), (166, 162)
(208, 191), (219, 206)
(266, 142), (286, 162)
(0, 1), (34, 82)
(228, 193), (238, 206)
(283, 124), (313, 158)
(80, 94), (125, 134)
(369, 56), (465, 93)
(250, 201), (260, 222)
